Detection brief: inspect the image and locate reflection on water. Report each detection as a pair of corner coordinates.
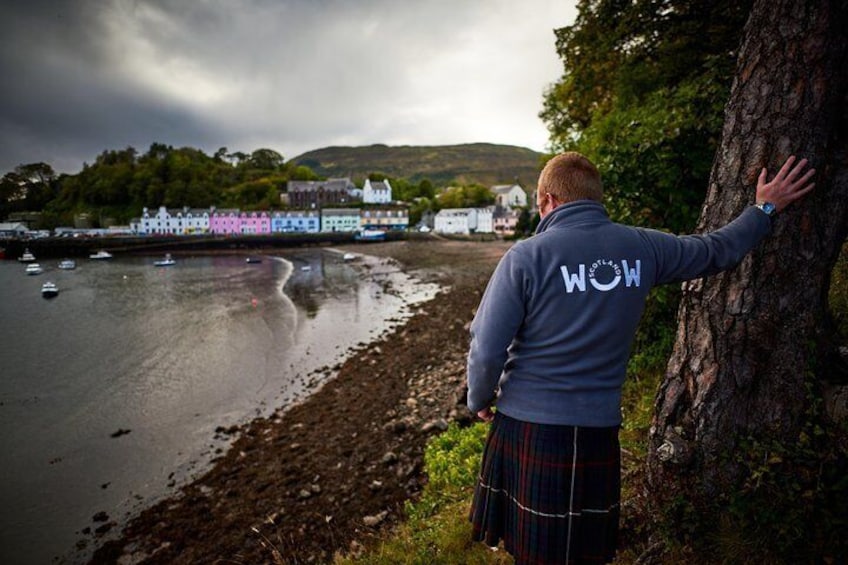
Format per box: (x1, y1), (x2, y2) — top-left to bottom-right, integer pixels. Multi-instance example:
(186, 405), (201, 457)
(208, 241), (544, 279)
(0, 249), (439, 564)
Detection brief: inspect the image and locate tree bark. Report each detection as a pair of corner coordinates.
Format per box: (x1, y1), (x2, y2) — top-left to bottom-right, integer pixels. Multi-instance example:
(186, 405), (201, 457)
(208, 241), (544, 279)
(647, 0), (848, 503)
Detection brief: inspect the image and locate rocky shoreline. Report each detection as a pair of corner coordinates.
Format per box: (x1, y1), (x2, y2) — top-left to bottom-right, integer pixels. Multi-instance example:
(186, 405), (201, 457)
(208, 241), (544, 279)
(86, 237), (511, 564)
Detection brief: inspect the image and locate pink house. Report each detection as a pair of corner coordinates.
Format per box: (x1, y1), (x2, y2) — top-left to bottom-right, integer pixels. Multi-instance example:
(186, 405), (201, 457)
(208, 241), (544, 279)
(210, 209), (240, 235)
(209, 209), (271, 235)
(240, 211), (271, 234)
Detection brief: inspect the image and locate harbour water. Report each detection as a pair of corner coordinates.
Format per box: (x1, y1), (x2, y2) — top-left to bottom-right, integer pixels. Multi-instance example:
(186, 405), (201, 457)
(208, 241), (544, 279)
(0, 249), (439, 564)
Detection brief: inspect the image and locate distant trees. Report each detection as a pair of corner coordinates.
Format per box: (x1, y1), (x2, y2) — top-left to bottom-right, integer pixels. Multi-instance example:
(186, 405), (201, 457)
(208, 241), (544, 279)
(436, 184), (494, 209)
(0, 162), (57, 219)
(0, 143), (318, 228)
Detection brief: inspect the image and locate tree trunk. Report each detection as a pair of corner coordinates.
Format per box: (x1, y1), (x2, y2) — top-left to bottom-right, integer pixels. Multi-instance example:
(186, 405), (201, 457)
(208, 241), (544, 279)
(647, 0), (848, 517)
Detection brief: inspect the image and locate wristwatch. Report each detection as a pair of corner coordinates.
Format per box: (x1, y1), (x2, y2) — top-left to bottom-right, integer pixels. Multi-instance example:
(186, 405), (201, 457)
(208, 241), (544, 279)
(756, 201), (776, 217)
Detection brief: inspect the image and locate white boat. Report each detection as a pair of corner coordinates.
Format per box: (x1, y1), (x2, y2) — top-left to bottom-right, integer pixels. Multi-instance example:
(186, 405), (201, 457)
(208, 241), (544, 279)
(89, 250), (113, 260)
(343, 253), (357, 262)
(354, 229), (386, 242)
(300, 265), (312, 271)
(153, 253), (176, 267)
(25, 263), (43, 275)
(245, 257), (262, 264)
(58, 259), (76, 270)
(41, 281), (59, 298)
(18, 249), (36, 262)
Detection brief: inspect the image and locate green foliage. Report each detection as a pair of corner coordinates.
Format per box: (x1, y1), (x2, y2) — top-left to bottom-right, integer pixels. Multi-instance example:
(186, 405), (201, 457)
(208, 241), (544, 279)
(711, 380), (848, 563)
(421, 423), (489, 496)
(582, 76), (725, 232)
(542, 0), (752, 233)
(830, 243), (848, 337)
(2, 143), (319, 228)
(436, 185), (494, 209)
(0, 162), (58, 220)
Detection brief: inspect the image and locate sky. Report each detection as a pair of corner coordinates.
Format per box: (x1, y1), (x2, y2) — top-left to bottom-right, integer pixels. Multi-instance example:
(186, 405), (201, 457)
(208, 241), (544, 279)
(0, 0), (576, 175)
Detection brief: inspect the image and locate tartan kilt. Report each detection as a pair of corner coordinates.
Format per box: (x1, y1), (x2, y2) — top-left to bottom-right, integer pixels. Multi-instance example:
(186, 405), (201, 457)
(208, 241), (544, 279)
(470, 412), (620, 565)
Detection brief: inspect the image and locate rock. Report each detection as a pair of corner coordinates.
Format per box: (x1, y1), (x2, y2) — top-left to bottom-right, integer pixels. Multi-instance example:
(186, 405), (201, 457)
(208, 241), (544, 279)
(297, 489), (313, 500)
(421, 419), (449, 433)
(92, 511), (109, 523)
(362, 510), (389, 527)
(381, 452), (398, 465)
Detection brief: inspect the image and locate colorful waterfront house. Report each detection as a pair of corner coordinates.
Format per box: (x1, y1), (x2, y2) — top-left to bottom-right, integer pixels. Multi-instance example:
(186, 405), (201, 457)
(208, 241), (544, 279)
(360, 207), (409, 231)
(271, 210), (320, 233)
(491, 184), (528, 209)
(434, 207), (494, 235)
(286, 178), (359, 209)
(493, 206), (521, 236)
(209, 208), (241, 235)
(138, 206), (210, 235)
(363, 179), (393, 204)
(239, 211), (271, 235)
(321, 208), (361, 232)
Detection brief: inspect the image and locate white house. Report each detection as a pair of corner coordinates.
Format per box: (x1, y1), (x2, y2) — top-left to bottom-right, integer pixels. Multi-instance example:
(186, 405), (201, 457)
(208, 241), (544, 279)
(0, 222), (28, 237)
(433, 208), (494, 235)
(491, 184), (527, 209)
(363, 179), (393, 204)
(138, 206), (210, 235)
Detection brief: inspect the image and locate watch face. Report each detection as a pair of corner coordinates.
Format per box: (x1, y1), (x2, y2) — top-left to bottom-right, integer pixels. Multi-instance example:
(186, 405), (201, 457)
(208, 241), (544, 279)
(762, 202), (776, 215)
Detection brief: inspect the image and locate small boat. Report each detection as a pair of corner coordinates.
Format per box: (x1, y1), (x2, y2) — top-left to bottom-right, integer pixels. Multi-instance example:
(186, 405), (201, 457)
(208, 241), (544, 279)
(26, 263), (43, 275)
(354, 229), (386, 242)
(41, 281), (59, 298)
(300, 265), (312, 271)
(58, 259), (76, 270)
(343, 253), (357, 262)
(246, 257), (263, 264)
(153, 253), (176, 267)
(89, 250), (113, 260)
(18, 249), (36, 262)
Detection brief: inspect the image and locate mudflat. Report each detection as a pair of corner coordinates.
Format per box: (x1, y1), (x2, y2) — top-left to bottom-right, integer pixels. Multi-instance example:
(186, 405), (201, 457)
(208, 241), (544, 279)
(88, 237), (511, 564)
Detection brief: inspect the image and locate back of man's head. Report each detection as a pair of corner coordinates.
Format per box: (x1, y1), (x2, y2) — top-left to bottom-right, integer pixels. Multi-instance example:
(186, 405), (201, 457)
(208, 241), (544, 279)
(539, 152), (603, 203)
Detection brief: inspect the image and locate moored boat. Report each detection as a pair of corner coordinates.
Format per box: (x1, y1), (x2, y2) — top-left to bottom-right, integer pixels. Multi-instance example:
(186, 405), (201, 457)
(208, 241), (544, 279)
(153, 253), (176, 267)
(41, 281), (59, 298)
(343, 252), (357, 262)
(25, 263), (43, 275)
(89, 250), (113, 260)
(354, 229), (386, 242)
(246, 257), (262, 264)
(58, 259), (76, 270)
(18, 249), (36, 262)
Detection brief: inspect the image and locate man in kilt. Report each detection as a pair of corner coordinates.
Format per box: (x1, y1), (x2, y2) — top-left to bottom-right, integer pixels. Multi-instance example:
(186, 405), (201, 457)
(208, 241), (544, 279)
(466, 152), (815, 564)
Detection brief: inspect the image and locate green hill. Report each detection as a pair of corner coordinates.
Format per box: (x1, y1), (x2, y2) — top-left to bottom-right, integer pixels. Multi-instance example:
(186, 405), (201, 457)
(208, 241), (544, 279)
(291, 143), (545, 189)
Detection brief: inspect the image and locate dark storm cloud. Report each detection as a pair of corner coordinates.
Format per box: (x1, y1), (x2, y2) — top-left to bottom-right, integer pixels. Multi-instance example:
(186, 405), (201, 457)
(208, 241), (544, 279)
(0, 0), (574, 174)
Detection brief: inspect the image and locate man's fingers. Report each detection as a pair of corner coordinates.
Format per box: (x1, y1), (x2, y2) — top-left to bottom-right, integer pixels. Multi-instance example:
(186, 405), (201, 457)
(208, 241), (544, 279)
(785, 158), (809, 183)
(793, 168), (816, 189)
(774, 155), (797, 180)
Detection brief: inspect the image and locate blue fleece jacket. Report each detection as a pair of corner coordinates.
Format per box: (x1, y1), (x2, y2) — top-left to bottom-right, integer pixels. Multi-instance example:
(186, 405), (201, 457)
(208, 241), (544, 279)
(466, 200), (772, 426)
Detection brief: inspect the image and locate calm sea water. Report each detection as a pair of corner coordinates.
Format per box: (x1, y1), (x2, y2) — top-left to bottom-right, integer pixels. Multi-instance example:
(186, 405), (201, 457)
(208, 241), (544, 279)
(0, 249), (438, 564)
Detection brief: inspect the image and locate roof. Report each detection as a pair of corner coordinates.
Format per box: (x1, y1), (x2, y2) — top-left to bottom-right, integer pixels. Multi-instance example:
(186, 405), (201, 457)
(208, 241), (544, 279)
(491, 184), (522, 194)
(288, 178), (355, 192)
